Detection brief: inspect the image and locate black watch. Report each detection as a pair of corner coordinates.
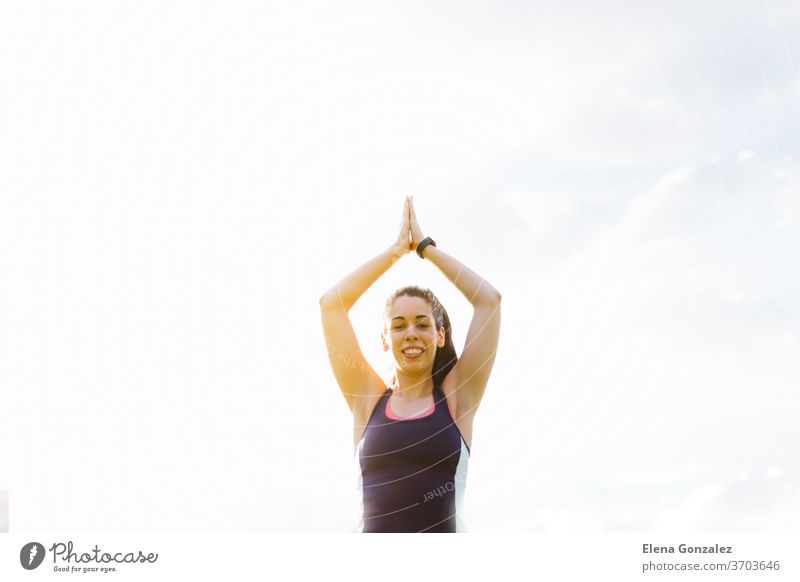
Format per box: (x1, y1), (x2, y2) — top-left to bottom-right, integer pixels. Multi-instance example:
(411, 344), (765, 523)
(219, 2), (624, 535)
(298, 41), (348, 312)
(416, 237), (436, 258)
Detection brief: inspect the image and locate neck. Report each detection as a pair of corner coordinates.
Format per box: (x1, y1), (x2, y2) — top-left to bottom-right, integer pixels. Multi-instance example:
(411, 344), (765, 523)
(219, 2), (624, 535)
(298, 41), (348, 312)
(392, 371), (434, 399)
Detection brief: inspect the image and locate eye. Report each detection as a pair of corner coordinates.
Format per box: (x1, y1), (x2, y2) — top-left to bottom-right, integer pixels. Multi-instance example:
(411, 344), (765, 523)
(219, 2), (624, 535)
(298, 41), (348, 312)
(418, 323), (430, 328)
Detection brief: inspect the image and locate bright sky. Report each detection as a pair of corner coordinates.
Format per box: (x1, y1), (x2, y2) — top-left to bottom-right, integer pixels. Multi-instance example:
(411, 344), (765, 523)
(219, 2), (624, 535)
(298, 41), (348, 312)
(1, 0), (799, 532)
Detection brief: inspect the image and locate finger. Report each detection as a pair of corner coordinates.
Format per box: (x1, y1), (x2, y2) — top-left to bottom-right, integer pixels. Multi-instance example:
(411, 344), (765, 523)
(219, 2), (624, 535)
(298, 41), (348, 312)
(400, 200), (408, 230)
(407, 198), (413, 241)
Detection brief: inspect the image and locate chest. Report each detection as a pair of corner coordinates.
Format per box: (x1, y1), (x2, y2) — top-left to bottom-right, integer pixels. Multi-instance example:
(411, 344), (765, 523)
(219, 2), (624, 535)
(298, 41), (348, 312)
(359, 401), (462, 473)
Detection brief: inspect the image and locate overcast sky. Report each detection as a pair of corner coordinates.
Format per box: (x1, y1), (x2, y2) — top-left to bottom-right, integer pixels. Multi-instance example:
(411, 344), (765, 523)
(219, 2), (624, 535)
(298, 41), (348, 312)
(1, 0), (799, 532)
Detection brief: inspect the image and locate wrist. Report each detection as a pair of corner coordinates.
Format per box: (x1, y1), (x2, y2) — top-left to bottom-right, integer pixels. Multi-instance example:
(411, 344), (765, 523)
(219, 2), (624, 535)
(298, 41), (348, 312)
(415, 236), (437, 259)
(388, 243), (408, 261)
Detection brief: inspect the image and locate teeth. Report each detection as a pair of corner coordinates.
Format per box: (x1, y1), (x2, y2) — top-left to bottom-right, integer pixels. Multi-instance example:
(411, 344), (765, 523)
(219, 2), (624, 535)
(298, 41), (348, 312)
(403, 348), (423, 355)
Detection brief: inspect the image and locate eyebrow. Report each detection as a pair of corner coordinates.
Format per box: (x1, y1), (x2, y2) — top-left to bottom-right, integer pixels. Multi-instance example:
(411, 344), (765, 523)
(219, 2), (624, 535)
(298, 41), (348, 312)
(391, 315), (431, 322)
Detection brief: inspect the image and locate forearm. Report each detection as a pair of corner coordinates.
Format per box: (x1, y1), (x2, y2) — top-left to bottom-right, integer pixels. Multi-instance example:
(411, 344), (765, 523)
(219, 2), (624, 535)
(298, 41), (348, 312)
(319, 245), (401, 311)
(421, 245), (501, 306)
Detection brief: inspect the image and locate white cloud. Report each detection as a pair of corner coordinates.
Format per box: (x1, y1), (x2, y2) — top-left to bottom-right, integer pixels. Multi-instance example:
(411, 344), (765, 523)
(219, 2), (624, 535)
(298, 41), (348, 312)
(766, 467), (785, 479)
(498, 190), (574, 234)
(737, 149), (756, 162)
(653, 165), (695, 194)
(650, 483), (724, 532)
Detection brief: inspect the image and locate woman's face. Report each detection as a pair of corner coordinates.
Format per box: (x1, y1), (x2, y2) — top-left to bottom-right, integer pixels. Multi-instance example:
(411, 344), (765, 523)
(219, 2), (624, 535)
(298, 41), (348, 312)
(384, 295), (444, 371)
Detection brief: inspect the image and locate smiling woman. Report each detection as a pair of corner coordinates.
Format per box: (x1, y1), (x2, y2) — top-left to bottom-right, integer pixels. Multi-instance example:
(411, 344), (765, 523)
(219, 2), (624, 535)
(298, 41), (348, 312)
(319, 196), (501, 533)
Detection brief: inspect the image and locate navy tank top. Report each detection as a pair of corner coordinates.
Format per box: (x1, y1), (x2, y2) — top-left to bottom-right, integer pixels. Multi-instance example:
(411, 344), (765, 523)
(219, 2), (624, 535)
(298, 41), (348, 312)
(356, 384), (470, 533)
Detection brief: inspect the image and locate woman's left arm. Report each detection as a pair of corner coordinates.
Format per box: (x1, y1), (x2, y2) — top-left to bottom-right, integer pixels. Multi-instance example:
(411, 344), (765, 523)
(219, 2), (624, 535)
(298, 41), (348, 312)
(409, 197), (501, 414)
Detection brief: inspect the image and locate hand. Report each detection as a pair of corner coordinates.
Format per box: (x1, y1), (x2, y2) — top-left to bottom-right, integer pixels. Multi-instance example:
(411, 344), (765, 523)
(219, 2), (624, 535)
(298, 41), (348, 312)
(408, 196), (426, 250)
(391, 196), (412, 258)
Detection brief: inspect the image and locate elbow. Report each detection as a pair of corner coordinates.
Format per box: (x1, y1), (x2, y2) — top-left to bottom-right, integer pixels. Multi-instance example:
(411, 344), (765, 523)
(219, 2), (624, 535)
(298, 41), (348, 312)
(475, 289), (501, 308)
(319, 293), (344, 311)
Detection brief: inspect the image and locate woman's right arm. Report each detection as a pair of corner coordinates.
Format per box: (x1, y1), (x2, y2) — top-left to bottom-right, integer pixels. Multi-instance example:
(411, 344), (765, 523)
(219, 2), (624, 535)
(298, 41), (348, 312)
(319, 198), (412, 414)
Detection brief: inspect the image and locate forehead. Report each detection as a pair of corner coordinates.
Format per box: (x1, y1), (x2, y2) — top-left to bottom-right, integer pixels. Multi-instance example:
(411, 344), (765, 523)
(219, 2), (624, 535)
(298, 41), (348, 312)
(388, 295), (433, 319)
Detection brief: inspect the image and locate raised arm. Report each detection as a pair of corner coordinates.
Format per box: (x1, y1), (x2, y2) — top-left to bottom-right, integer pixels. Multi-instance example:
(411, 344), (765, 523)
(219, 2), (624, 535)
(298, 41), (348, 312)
(319, 198), (413, 415)
(408, 197), (501, 415)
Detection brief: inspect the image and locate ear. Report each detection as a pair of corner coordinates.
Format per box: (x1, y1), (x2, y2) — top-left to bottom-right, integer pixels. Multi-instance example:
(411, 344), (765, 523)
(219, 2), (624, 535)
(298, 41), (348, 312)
(381, 330), (389, 351)
(437, 326), (445, 348)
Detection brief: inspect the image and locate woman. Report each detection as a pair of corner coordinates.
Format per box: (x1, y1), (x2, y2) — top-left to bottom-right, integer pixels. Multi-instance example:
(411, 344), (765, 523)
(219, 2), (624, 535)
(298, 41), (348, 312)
(319, 196), (501, 532)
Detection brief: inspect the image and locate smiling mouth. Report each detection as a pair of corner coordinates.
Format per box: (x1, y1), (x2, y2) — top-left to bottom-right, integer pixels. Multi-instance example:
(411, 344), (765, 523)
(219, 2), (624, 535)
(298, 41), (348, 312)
(402, 347), (424, 358)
